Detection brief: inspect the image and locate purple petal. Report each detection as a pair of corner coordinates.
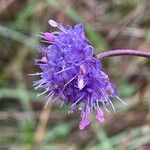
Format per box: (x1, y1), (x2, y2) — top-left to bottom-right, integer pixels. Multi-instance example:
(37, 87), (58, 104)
(42, 32), (55, 41)
(79, 119), (91, 130)
(95, 108), (105, 122)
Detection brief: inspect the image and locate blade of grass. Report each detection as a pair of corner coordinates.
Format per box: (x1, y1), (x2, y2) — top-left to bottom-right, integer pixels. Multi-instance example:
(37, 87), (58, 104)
(90, 124), (150, 150)
(0, 88), (37, 102)
(0, 25), (37, 48)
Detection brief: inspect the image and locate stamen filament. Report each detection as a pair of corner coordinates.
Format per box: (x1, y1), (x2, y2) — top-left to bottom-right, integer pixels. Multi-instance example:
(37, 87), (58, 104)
(116, 96), (128, 105)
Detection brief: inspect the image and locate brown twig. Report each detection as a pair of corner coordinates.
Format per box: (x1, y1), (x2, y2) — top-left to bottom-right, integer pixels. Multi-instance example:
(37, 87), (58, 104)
(107, 3), (146, 41)
(31, 104), (51, 150)
(0, 0), (15, 13)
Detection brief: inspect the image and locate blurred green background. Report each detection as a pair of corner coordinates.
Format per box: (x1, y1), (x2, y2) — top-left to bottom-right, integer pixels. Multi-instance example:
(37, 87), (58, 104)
(0, 0), (150, 150)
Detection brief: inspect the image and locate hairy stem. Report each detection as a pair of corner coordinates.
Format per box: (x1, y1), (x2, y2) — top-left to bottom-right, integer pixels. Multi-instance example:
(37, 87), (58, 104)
(96, 49), (150, 59)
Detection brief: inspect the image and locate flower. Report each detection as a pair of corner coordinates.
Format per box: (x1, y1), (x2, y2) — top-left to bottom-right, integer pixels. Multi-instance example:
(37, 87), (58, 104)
(32, 20), (126, 130)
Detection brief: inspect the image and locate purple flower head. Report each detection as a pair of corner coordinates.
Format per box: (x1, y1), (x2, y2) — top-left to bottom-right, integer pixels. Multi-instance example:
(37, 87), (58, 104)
(33, 20), (125, 130)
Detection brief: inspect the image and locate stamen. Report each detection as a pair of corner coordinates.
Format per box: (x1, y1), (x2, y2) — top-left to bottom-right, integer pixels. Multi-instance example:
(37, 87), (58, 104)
(104, 107), (110, 112)
(96, 99), (99, 108)
(80, 64), (86, 74)
(33, 79), (46, 86)
(70, 94), (85, 108)
(37, 89), (49, 98)
(52, 96), (59, 104)
(44, 92), (54, 108)
(48, 20), (58, 27)
(51, 31), (59, 35)
(78, 77), (85, 90)
(39, 57), (47, 63)
(64, 74), (77, 87)
(29, 72), (42, 76)
(44, 91), (53, 99)
(48, 20), (66, 33)
(41, 40), (54, 44)
(109, 100), (116, 113)
(116, 96), (128, 105)
(55, 67), (72, 74)
(34, 82), (46, 90)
